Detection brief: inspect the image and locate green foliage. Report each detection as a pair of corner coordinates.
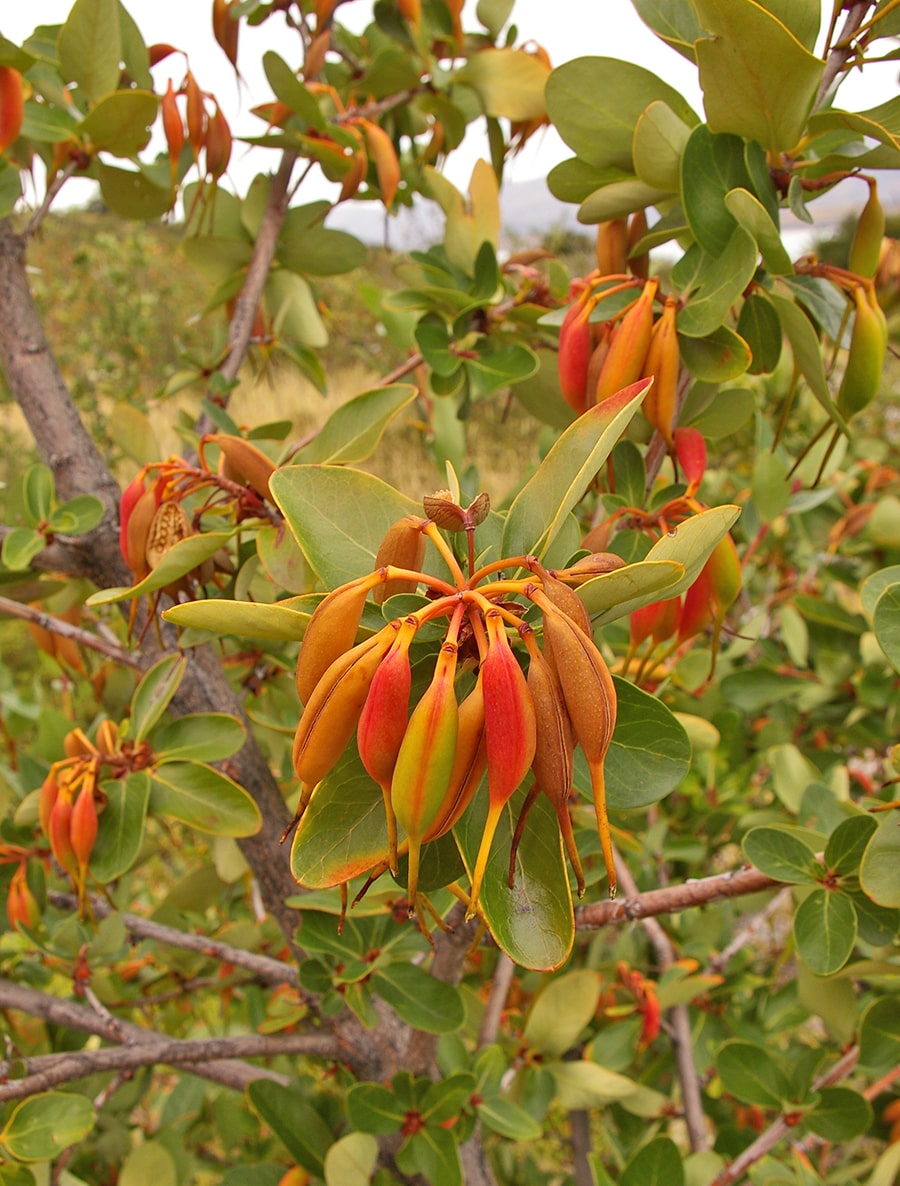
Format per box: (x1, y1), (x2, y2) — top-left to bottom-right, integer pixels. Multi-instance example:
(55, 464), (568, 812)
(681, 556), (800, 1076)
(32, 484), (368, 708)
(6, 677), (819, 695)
(0, 2), (898, 1185)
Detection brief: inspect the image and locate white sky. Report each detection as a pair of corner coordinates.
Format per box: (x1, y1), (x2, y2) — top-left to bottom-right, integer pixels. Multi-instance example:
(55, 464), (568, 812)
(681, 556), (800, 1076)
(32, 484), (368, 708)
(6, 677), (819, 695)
(2, 1), (896, 207)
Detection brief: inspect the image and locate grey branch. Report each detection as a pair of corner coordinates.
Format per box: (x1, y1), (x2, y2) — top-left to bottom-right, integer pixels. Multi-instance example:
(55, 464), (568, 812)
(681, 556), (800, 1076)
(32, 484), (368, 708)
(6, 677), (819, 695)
(0, 595), (142, 669)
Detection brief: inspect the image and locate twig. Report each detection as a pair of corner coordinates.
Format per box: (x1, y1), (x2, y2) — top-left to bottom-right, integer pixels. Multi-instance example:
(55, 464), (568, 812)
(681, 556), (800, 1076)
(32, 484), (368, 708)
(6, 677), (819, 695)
(0, 978), (291, 1095)
(708, 886), (792, 974)
(23, 160), (80, 238)
(816, 2), (874, 110)
(613, 850), (708, 1153)
(0, 595), (142, 669)
(575, 865), (782, 930)
(48, 892), (302, 991)
(477, 953), (515, 1048)
(0, 1030), (345, 1101)
(708, 1046), (860, 1186)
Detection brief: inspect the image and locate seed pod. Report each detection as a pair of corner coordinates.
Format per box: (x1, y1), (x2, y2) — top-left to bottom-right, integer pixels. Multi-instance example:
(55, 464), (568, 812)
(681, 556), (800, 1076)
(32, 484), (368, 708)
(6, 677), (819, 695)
(836, 284), (886, 421)
(205, 105), (232, 180)
(630, 597), (681, 648)
(529, 587), (618, 896)
(212, 0), (240, 71)
(595, 218), (627, 276)
(70, 783), (99, 869)
(425, 673), (486, 841)
(372, 515), (426, 604)
(161, 79), (184, 183)
(555, 552), (627, 584)
(185, 72), (207, 162)
(64, 728), (98, 759)
(391, 637), (460, 911)
(528, 560), (591, 674)
(593, 278), (658, 407)
(849, 178), (885, 280)
(145, 500), (193, 570)
(205, 433), (275, 501)
(626, 209), (649, 280)
(678, 533), (741, 670)
(641, 296), (679, 446)
(359, 118), (400, 207)
(293, 622), (399, 788)
(467, 610), (537, 918)
(120, 475), (161, 579)
(39, 771), (60, 838)
(0, 66), (24, 154)
(357, 616), (419, 871)
(673, 425), (706, 493)
(48, 792), (78, 878)
(295, 572), (382, 704)
(6, 864), (40, 932)
(558, 292), (596, 415)
(512, 631), (583, 894)
(96, 719), (119, 754)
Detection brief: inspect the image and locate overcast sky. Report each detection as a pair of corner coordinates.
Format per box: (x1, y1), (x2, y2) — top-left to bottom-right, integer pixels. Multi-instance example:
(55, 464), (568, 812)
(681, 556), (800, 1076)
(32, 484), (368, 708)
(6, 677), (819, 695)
(3, 1), (896, 207)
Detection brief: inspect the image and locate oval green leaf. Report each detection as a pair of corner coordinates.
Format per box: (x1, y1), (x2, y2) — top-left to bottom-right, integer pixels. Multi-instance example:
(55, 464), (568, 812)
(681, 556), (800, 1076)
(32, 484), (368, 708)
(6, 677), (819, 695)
(860, 811), (900, 907)
(163, 598), (310, 641)
(129, 654), (187, 743)
(370, 963), (465, 1034)
(297, 384), (417, 465)
(150, 713), (246, 763)
(794, 887), (857, 975)
(90, 771), (151, 883)
(523, 969), (601, 1057)
(0, 1092), (95, 1162)
(742, 826), (819, 883)
(150, 761), (262, 837)
(717, 1039), (789, 1107)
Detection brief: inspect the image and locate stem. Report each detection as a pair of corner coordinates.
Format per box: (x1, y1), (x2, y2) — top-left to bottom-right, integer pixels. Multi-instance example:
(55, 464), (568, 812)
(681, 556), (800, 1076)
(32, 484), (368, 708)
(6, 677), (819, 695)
(0, 596), (142, 669)
(816, 2), (875, 110)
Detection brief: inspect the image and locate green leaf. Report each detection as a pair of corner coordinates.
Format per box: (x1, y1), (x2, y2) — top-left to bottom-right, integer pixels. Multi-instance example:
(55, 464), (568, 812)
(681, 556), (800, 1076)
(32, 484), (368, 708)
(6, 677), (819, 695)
(324, 1133), (378, 1186)
(865, 1143), (900, 1186)
(456, 784), (573, 972)
(804, 1087), (873, 1141)
(465, 342), (539, 399)
(633, 100), (692, 191)
(22, 463), (54, 523)
(415, 316), (458, 377)
(752, 451), (791, 521)
(676, 228), (759, 338)
(572, 561), (683, 623)
(0, 527), (45, 572)
(546, 57), (697, 172)
(290, 750), (389, 888)
(794, 888), (857, 975)
(297, 385), (417, 465)
(96, 162), (173, 220)
(622, 1137), (685, 1186)
(163, 598), (309, 641)
(58, 0), (122, 104)
(873, 582), (900, 673)
(717, 1040), (789, 1107)
(578, 177), (672, 224)
(679, 325), (752, 383)
(475, 1096), (542, 1141)
(78, 89), (157, 154)
(278, 214), (367, 277)
(346, 1083), (406, 1134)
(681, 126), (754, 257)
(49, 494), (105, 535)
(270, 465), (420, 589)
(87, 531), (235, 605)
(150, 714), (246, 763)
(119, 1143), (176, 1186)
(262, 52), (325, 128)
(0, 159), (22, 218)
(737, 291), (783, 374)
(860, 811), (900, 907)
(860, 565), (900, 619)
(858, 997), (900, 1072)
(547, 1061), (639, 1109)
(256, 524), (308, 594)
(0, 1092), (95, 1161)
(401, 1127), (462, 1186)
(90, 772), (150, 882)
(371, 964), (465, 1034)
(742, 826), (819, 883)
(129, 654), (187, 743)
(522, 969), (601, 1057)
(848, 890), (899, 948)
(247, 1081), (333, 1175)
(693, 0), (824, 153)
(824, 814), (878, 877)
(631, 0), (705, 62)
(149, 761), (262, 837)
(502, 379), (648, 562)
(598, 678), (691, 809)
(796, 963), (857, 1046)
(724, 188), (793, 274)
(266, 269), (328, 348)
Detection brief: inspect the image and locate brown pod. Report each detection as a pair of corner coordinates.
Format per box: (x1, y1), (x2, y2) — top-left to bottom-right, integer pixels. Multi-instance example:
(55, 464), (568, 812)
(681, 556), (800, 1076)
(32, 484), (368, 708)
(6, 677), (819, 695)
(372, 515), (426, 604)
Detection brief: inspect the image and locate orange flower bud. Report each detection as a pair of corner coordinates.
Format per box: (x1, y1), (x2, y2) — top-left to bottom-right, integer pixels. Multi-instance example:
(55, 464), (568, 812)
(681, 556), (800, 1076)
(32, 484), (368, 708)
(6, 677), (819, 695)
(6, 864), (40, 932)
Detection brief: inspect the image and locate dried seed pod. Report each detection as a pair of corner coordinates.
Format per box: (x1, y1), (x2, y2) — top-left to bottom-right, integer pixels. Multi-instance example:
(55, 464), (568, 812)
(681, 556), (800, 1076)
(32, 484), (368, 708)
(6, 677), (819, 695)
(555, 552), (627, 584)
(295, 572), (382, 705)
(595, 218), (628, 276)
(205, 433), (276, 500)
(372, 515), (426, 604)
(145, 500), (193, 570)
(212, 0), (240, 71)
(529, 586), (618, 897)
(205, 105), (232, 180)
(161, 78), (185, 183)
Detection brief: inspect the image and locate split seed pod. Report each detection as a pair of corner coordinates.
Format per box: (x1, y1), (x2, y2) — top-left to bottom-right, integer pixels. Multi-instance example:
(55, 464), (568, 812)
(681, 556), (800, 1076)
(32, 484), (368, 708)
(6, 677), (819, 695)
(372, 515), (426, 604)
(296, 572), (382, 704)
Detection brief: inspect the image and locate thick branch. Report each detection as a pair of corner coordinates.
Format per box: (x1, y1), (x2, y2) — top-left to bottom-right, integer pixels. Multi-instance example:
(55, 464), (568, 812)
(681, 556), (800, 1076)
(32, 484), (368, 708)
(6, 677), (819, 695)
(0, 596), (141, 669)
(575, 865), (782, 929)
(0, 978), (291, 1095)
(0, 1029), (344, 1102)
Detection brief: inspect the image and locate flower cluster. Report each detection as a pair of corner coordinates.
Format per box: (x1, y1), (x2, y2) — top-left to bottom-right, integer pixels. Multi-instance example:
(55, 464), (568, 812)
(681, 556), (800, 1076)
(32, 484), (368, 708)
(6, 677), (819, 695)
(287, 493), (627, 921)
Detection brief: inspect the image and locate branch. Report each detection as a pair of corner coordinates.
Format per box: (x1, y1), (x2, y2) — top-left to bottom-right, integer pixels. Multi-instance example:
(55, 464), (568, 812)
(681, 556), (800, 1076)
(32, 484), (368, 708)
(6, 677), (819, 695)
(0, 1029), (345, 1102)
(477, 953), (515, 1048)
(0, 595), (141, 669)
(0, 978), (291, 1096)
(574, 865), (782, 929)
(707, 886), (792, 974)
(816, 2), (874, 110)
(49, 892), (302, 991)
(708, 1046), (860, 1186)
